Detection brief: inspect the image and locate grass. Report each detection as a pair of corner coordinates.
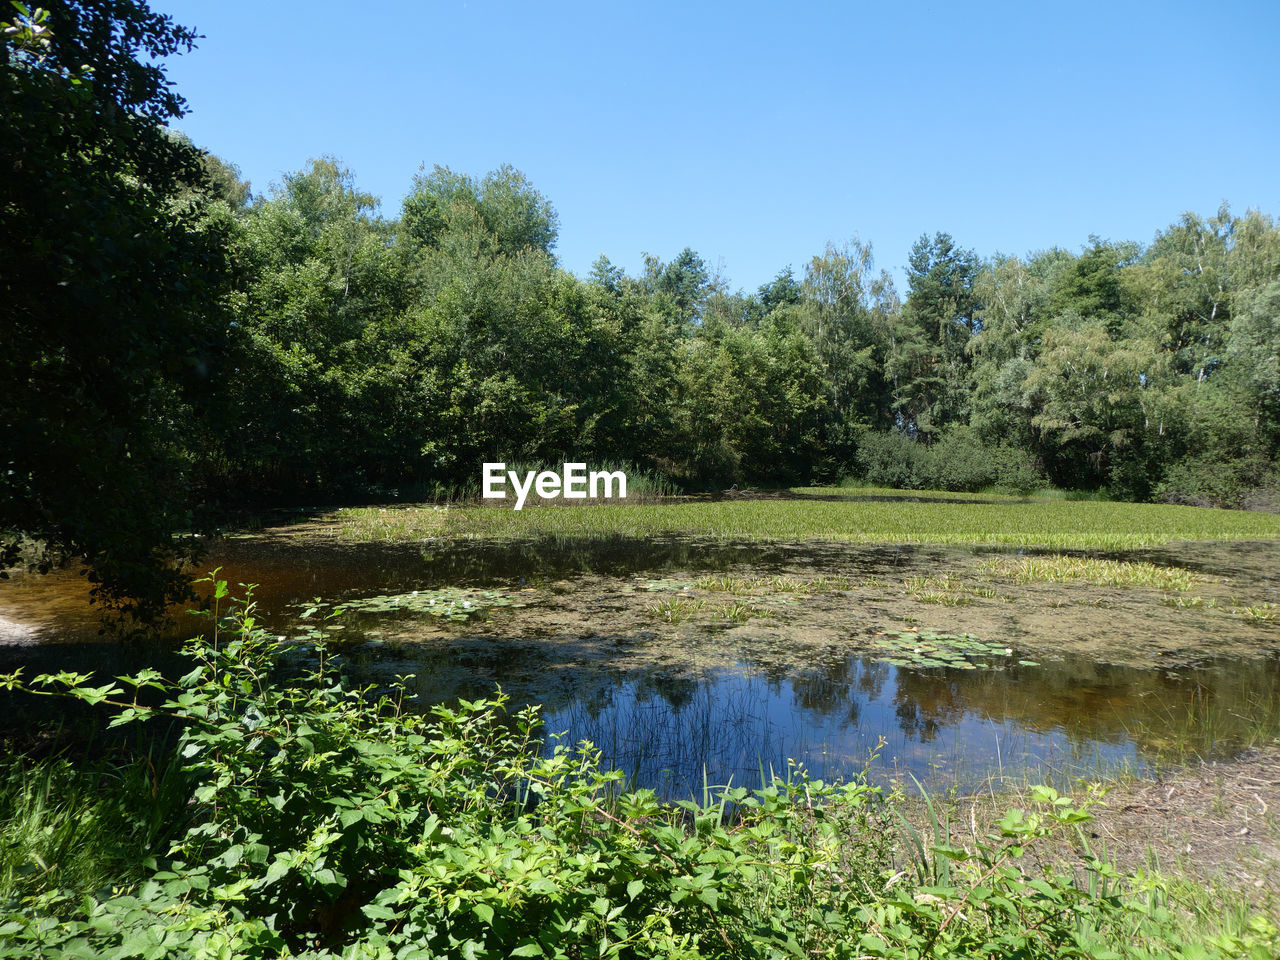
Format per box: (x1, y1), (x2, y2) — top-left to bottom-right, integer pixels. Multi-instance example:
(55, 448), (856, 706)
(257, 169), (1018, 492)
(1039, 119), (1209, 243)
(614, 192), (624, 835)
(801, 483), (1045, 502)
(891, 772), (1280, 947)
(329, 493), (1280, 550)
(1232, 601), (1280, 625)
(979, 554), (1203, 591)
(693, 574), (861, 595)
(0, 753), (188, 903)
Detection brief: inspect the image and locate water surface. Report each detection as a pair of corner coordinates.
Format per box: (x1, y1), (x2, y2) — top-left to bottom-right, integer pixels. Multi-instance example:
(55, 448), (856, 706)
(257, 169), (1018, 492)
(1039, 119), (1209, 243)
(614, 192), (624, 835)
(3, 534), (1278, 796)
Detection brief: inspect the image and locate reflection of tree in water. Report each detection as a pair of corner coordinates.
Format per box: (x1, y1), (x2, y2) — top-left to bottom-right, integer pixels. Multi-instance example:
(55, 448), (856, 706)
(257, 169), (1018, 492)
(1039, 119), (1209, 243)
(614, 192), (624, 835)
(854, 657), (889, 700)
(890, 668), (972, 743)
(857, 653), (1280, 762)
(634, 671), (701, 711)
(539, 670), (802, 796)
(787, 656), (890, 727)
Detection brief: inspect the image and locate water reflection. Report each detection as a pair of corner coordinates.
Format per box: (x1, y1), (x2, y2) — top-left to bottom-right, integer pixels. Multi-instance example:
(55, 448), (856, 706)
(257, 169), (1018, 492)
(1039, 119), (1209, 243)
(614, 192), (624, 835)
(535, 653), (1280, 797)
(2, 534), (1279, 796)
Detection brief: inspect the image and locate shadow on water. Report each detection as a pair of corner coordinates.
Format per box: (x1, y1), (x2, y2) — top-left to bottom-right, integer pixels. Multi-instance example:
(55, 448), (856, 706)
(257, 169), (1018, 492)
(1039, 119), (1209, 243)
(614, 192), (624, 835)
(3, 534), (1280, 797)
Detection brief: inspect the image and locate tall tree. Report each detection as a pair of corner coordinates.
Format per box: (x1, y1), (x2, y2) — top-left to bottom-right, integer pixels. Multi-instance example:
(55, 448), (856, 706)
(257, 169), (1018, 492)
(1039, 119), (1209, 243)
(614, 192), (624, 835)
(799, 239), (897, 461)
(401, 163), (559, 260)
(648, 247), (711, 327)
(889, 232), (978, 437)
(0, 1), (235, 621)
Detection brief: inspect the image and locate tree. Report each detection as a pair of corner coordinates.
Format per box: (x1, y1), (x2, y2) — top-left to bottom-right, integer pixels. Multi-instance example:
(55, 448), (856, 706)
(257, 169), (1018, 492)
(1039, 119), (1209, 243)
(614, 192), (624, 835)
(640, 248), (711, 330)
(219, 158), (408, 495)
(888, 232), (978, 437)
(758, 267), (802, 313)
(401, 163), (559, 259)
(0, 2), (234, 621)
(799, 239), (897, 462)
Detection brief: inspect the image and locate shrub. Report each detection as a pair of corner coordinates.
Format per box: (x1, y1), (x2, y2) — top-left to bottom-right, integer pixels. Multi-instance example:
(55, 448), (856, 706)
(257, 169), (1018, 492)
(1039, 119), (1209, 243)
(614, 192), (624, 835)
(1157, 455), (1280, 511)
(854, 430), (936, 489)
(855, 429), (1045, 494)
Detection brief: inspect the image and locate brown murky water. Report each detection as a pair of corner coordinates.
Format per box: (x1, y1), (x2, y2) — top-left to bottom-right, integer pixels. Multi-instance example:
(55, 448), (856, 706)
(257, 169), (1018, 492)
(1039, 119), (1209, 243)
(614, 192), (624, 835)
(3, 533), (1278, 796)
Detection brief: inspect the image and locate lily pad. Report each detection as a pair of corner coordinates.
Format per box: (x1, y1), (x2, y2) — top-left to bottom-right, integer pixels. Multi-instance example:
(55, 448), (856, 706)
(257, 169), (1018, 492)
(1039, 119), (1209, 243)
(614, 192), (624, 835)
(293, 587), (519, 625)
(863, 630), (1038, 671)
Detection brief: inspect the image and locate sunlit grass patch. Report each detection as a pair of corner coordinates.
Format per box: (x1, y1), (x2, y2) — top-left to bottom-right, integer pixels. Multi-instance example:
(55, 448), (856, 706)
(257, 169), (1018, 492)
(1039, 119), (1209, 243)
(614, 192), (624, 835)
(1163, 595), (1217, 610)
(903, 576), (974, 605)
(647, 597), (704, 623)
(1231, 601), (1279, 625)
(329, 495), (1280, 550)
(332, 503), (452, 541)
(979, 554), (1202, 591)
(694, 574), (856, 595)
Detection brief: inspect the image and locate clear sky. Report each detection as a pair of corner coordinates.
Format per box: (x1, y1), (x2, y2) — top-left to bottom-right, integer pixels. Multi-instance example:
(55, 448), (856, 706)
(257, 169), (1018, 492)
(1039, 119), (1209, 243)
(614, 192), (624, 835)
(165, 0), (1279, 293)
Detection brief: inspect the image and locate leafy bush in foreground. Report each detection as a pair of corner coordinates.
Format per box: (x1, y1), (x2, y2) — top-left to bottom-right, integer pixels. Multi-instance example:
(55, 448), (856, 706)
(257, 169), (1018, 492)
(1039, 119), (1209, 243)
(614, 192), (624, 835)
(1, 580), (1277, 959)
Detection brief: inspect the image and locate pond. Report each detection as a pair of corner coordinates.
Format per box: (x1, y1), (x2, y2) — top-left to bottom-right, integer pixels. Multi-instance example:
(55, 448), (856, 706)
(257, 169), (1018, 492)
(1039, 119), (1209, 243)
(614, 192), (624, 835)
(3, 531), (1279, 797)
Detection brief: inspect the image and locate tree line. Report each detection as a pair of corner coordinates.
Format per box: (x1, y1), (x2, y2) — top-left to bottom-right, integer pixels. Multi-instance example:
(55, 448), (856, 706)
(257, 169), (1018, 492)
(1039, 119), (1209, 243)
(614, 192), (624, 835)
(4, 1), (1280, 616)
(206, 156), (1280, 507)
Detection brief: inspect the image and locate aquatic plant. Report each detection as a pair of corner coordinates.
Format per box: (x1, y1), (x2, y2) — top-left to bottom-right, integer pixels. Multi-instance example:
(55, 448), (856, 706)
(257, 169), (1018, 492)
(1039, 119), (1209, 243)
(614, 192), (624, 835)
(980, 554), (1201, 591)
(903, 576), (974, 606)
(1231, 601), (1279, 625)
(713, 602), (772, 623)
(332, 495), (1280, 550)
(865, 631), (1036, 669)
(637, 578), (697, 593)
(1162, 595), (1217, 610)
(295, 586), (522, 625)
(647, 597), (705, 623)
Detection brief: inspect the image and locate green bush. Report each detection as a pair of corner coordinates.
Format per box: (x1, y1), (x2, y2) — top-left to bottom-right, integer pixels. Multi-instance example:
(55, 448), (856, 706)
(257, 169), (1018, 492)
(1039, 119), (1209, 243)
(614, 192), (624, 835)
(1, 579), (1276, 959)
(855, 431), (936, 489)
(1156, 455), (1280, 511)
(855, 429), (1045, 494)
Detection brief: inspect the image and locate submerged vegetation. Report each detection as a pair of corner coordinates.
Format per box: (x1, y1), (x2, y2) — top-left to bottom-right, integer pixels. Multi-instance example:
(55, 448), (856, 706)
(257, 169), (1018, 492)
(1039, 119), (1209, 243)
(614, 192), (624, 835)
(1, 583), (1277, 959)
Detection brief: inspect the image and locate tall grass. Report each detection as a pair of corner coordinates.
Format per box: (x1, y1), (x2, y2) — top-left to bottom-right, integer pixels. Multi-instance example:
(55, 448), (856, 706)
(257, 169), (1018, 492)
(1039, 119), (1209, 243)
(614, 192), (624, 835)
(979, 554), (1202, 591)
(891, 779), (1280, 952)
(0, 752), (189, 903)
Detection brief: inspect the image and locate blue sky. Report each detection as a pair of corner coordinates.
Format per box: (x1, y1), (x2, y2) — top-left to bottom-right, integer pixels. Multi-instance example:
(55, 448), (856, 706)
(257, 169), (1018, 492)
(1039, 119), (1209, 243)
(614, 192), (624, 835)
(166, 0), (1279, 293)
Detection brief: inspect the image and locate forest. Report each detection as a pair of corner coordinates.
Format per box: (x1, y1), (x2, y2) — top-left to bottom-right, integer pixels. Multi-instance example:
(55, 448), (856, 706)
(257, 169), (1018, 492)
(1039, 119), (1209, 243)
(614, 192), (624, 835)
(4, 1), (1280, 610)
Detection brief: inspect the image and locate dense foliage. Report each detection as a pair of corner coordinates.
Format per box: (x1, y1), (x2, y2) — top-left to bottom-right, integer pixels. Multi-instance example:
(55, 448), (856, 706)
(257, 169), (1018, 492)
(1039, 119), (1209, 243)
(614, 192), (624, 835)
(2, 582), (1277, 959)
(5, 0), (1280, 616)
(0, 1), (236, 620)
(197, 172), (1280, 508)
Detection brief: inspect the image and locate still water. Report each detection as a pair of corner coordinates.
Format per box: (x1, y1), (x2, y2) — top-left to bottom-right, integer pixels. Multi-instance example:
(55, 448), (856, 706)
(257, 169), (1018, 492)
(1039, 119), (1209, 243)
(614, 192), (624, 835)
(3, 533), (1278, 796)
